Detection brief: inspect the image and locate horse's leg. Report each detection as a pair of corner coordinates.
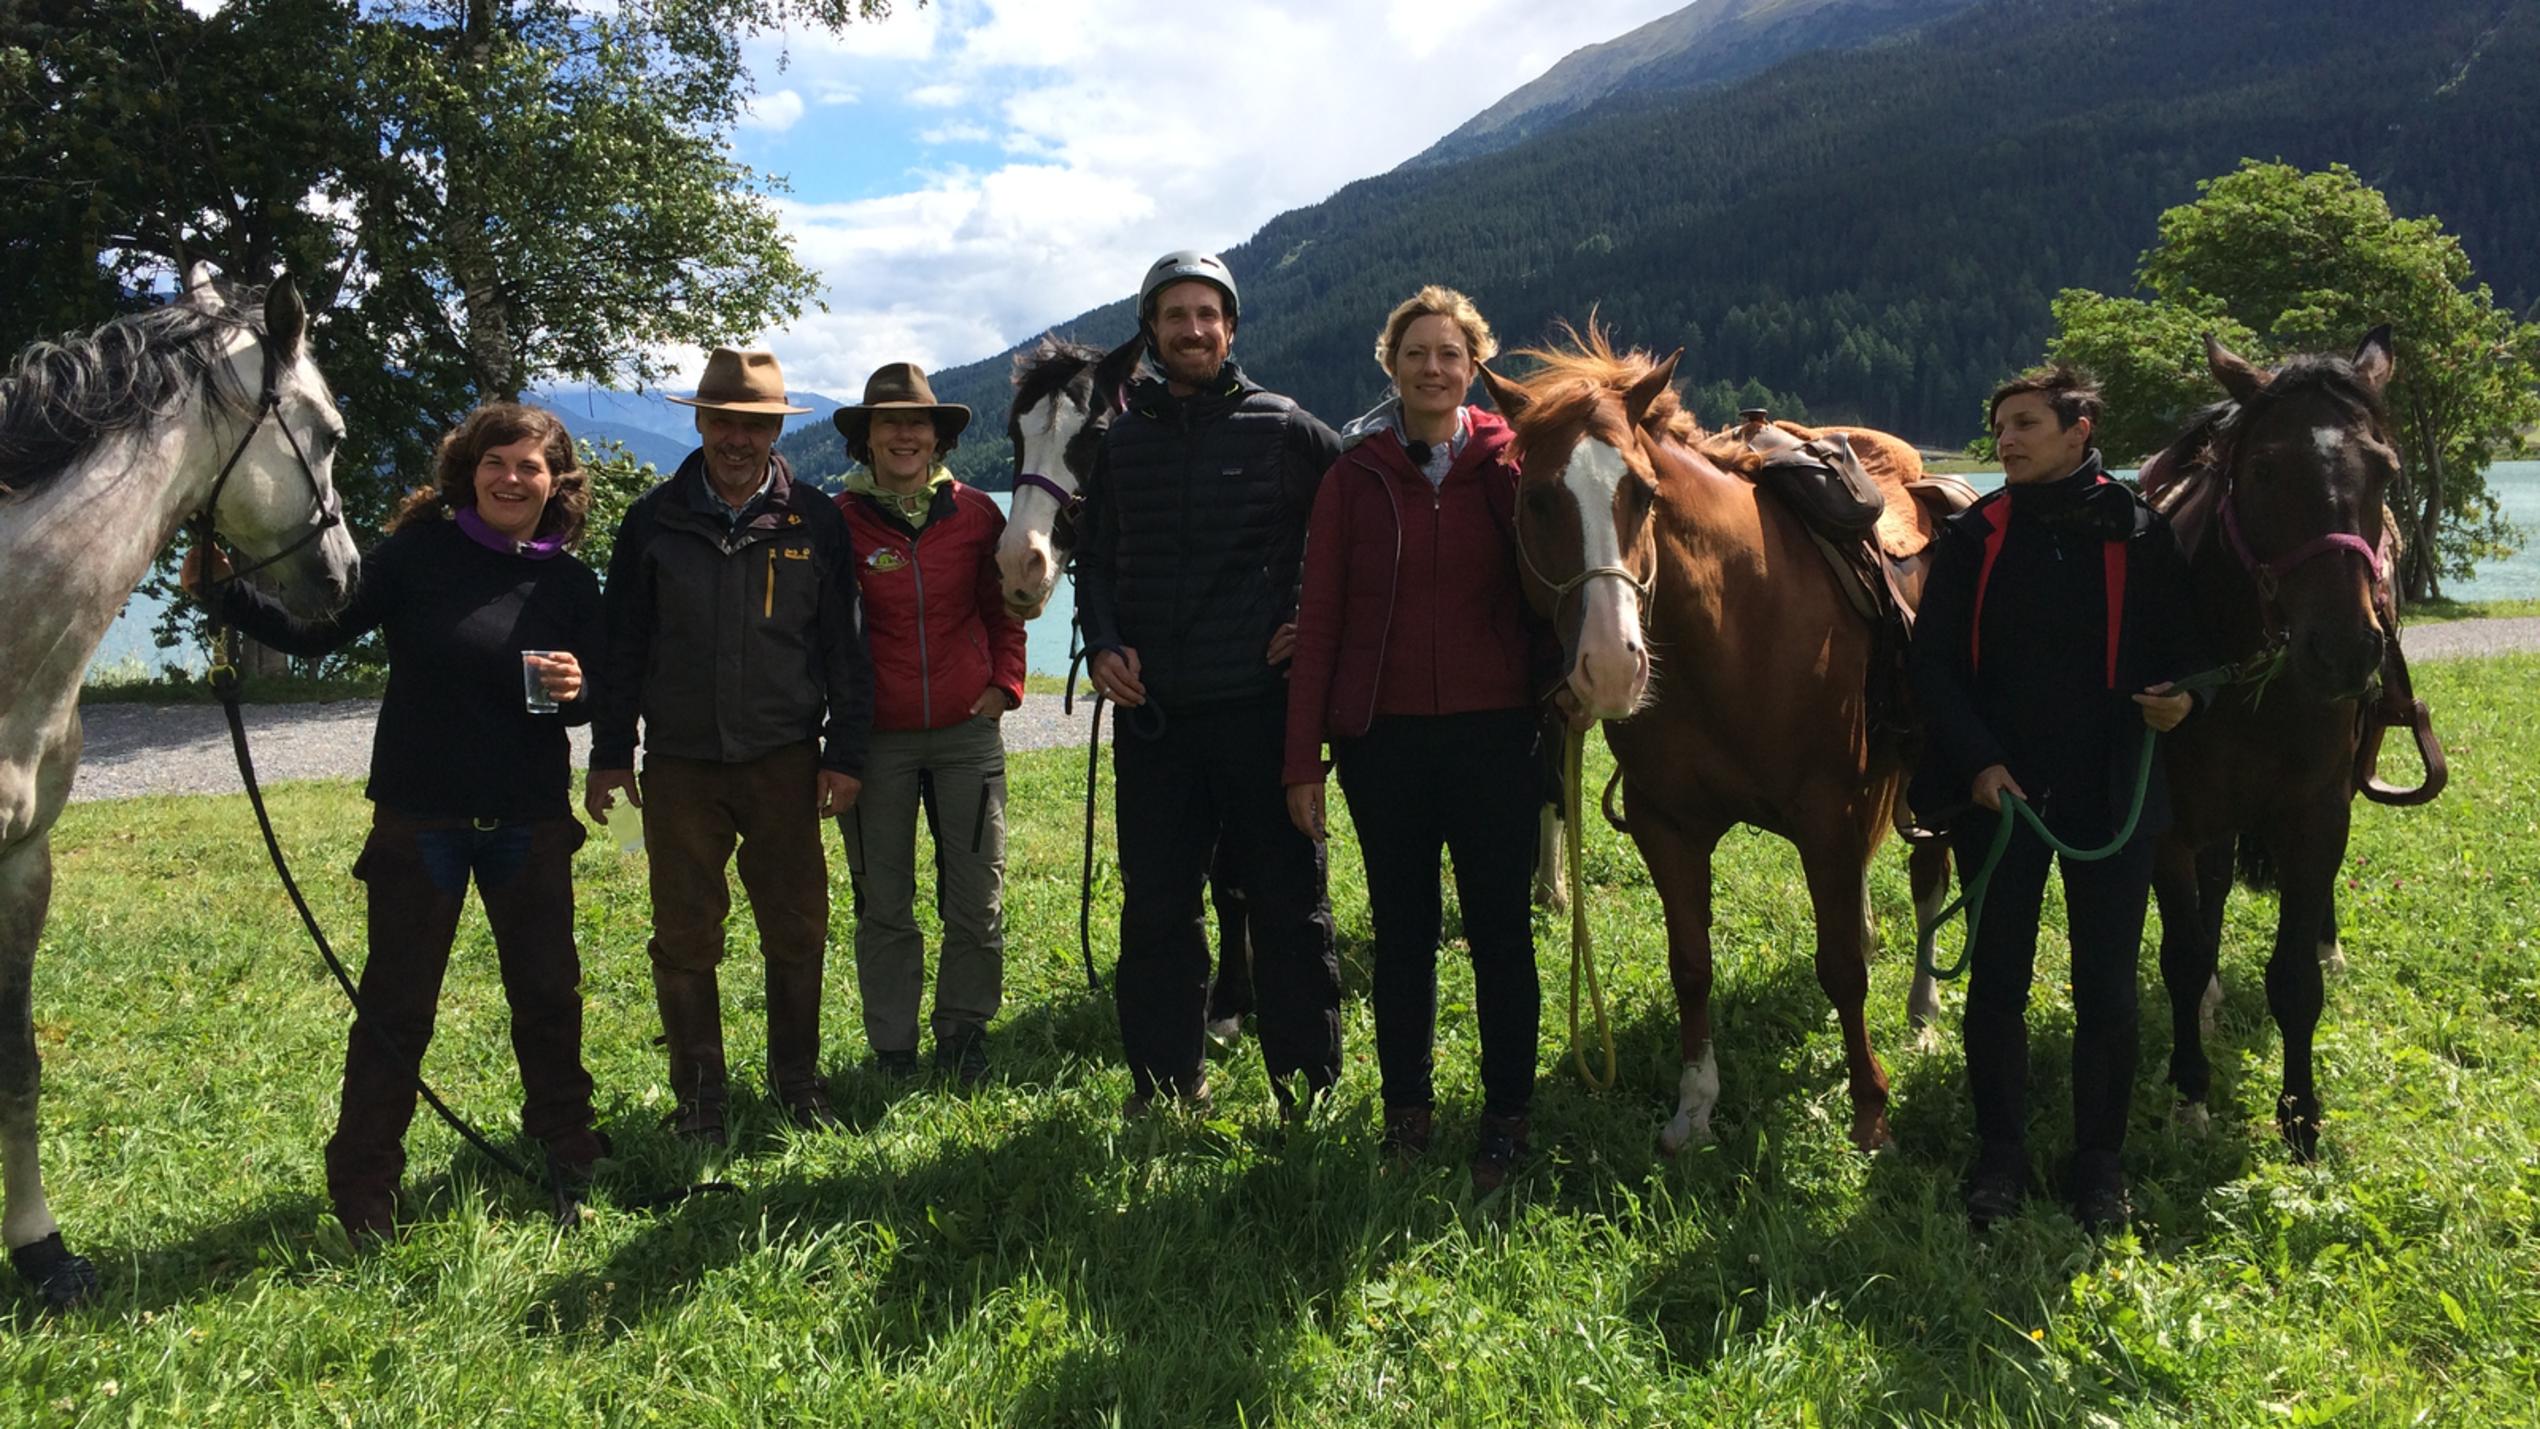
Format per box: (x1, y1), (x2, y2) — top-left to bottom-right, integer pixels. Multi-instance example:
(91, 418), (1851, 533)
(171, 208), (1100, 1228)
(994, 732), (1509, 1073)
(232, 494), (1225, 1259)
(2194, 841), (2233, 1042)
(1532, 805), (1569, 913)
(1634, 813), (1724, 1155)
(1905, 838), (1951, 1047)
(2264, 809), (2347, 1162)
(1799, 828), (1893, 1153)
(0, 833), (96, 1309)
(2318, 884), (2348, 975)
(2155, 835), (2219, 1135)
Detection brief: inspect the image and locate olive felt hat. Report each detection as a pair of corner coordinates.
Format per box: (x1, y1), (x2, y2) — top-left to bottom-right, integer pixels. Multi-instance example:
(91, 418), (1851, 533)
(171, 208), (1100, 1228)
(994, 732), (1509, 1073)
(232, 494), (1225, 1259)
(667, 346), (815, 416)
(831, 362), (972, 456)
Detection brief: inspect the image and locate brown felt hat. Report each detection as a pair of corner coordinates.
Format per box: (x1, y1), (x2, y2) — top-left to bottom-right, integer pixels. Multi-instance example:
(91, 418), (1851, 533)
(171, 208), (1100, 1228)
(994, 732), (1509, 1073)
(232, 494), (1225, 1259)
(832, 362), (972, 454)
(667, 346), (813, 415)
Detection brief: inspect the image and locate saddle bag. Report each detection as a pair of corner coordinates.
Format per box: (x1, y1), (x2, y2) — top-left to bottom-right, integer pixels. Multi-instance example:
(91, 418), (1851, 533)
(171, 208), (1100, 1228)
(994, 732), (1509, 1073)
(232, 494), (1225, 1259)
(1752, 437), (1887, 541)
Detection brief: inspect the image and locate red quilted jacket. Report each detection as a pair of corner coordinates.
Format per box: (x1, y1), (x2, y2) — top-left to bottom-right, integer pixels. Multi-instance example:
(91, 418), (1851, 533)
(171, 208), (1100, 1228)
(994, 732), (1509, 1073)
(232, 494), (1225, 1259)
(837, 480), (1028, 732)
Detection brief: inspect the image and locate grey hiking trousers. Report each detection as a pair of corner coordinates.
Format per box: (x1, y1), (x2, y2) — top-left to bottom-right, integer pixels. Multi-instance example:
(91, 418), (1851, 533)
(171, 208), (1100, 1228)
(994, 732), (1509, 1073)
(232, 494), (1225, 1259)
(836, 714), (1007, 1053)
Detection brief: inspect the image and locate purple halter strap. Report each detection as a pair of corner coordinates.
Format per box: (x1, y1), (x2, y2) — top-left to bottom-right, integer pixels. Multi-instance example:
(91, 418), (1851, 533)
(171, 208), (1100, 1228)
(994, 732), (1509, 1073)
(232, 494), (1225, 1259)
(1012, 471), (1081, 513)
(2219, 483), (2384, 587)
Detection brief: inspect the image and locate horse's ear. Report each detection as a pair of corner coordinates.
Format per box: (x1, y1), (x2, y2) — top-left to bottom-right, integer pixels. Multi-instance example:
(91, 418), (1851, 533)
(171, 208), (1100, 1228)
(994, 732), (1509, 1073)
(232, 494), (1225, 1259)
(2352, 324), (2396, 395)
(264, 277), (307, 363)
(1094, 331), (1144, 411)
(1624, 349), (1682, 430)
(2205, 332), (2265, 404)
(1478, 364), (1529, 420)
(186, 262), (223, 312)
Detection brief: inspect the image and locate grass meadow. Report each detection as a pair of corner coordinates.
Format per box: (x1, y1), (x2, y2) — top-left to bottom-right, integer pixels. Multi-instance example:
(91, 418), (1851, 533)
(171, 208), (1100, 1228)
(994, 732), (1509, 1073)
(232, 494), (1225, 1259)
(7, 655), (2537, 1425)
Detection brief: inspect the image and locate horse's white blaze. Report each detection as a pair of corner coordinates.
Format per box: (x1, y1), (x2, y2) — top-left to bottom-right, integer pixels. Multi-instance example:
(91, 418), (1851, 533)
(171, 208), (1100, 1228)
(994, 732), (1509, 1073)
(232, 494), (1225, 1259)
(1658, 1043), (1720, 1154)
(1562, 437), (1646, 718)
(2314, 425), (2346, 462)
(996, 391), (1086, 613)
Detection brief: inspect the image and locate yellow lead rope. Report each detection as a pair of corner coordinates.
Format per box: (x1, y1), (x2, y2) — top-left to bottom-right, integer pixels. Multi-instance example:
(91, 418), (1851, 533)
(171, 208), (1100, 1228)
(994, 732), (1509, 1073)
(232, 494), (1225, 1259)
(1564, 725), (1617, 1090)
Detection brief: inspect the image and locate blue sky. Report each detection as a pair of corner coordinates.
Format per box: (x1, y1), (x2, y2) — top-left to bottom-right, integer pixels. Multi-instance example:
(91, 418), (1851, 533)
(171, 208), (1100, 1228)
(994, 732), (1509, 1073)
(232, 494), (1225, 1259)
(707, 0), (1694, 397)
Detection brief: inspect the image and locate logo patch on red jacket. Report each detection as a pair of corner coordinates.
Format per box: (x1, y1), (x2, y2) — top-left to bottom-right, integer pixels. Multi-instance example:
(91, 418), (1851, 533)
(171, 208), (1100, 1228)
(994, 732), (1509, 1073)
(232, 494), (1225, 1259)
(865, 548), (907, 573)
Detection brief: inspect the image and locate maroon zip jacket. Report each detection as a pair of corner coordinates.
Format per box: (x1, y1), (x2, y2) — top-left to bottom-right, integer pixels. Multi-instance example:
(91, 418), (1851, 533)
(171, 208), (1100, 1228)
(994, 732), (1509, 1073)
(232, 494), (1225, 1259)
(838, 479), (1028, 732)
(1284, 405), (1543, 786)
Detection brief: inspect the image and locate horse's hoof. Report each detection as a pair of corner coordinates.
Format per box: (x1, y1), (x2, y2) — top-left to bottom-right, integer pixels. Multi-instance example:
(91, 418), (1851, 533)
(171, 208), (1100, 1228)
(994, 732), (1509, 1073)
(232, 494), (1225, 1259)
(2319, 939), (2349, 976)
(1656, 1117), (1711, 1157)
(2172, 1100), (2212, 1137)
(9, 1233), (100, 1312)
(1850, 1114), (1896, 1155)
(1911, 1021), (1944, 1054)
(2277, 1097), (2322, 1163)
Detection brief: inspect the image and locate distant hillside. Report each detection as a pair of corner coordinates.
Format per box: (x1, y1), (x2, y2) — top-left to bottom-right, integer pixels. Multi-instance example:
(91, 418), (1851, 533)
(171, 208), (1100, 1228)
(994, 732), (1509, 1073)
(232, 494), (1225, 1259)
(535, 381), (846, 479)
(1402, 0), (1981, 170)
(841, 0), (2536, 490)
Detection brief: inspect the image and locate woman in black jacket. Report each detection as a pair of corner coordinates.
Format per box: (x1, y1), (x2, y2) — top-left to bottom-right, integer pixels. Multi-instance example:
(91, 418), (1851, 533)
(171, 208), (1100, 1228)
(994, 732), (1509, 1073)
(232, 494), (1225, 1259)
(184, 402), (606, 1244)
(1909, 368), (2206, 1233)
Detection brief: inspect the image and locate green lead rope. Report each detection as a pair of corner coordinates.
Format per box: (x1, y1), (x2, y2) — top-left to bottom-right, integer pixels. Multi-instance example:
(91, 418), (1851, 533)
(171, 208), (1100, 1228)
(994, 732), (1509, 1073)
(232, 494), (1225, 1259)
(1915, 663), (2239, 984)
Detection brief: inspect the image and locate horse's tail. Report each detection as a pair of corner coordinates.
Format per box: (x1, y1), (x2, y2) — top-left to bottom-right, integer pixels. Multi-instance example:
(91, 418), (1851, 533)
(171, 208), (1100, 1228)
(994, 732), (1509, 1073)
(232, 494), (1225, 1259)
(2235, 833), (2279, 893)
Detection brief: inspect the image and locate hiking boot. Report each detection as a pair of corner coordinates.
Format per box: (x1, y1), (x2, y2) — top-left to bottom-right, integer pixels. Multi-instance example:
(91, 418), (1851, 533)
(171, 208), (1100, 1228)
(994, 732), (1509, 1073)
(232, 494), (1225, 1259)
(1381, 1105), (1434, 1160)
(333, 1188), (399, 1250)
(1124, 1074), (1211, 1123)
(874, 1048), (921, 1080)
(1470, 1113), (1531, 1192)
(2066, 1151), (2131, 1234)
(651, 961), (729, 1148)
(545, 1128), (613, 1226)
(1964, 1140), (2028, 1229)
(765, 956), (834, 1130)
(937, 1029), (990, 1086)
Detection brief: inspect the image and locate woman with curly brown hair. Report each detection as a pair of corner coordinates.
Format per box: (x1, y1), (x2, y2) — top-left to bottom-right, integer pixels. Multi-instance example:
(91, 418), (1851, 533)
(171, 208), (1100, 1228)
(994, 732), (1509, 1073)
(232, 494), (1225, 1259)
(183, 401), (608, 1244)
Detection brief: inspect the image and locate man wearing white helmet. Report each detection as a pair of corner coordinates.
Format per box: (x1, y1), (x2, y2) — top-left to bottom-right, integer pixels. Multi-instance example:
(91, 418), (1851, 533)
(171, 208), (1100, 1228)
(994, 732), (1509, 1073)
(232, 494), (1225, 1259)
(1078, 250), (1344, 1120)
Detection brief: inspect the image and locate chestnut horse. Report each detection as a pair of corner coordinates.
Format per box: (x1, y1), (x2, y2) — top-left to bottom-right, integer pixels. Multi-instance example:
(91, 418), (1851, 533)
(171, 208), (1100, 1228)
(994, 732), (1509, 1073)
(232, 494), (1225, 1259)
(2143, 328), (2427, 1159)
(1481, 331), (1947, 1153)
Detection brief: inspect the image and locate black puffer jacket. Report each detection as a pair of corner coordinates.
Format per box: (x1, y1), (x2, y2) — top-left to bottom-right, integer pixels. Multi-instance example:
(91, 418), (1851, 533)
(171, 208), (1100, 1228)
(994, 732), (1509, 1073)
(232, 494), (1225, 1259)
(1075, 361), (1339, 710)
(592, 453), (872, 775)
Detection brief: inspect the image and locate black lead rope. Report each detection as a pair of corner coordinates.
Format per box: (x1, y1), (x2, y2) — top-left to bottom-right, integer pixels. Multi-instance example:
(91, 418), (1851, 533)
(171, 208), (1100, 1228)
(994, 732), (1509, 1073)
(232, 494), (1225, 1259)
(1063, 622), (1105, 994)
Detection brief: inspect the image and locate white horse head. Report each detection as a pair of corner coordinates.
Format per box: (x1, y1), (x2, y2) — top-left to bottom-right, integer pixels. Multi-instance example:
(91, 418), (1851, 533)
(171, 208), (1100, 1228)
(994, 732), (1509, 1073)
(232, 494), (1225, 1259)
(181, 263), (360, 612)
(996, 333), (1142, 620)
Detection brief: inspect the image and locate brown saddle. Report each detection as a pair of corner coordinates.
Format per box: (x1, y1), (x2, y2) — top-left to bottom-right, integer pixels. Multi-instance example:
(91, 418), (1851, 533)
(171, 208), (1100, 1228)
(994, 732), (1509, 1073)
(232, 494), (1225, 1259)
(1736, 420), (1971, 629)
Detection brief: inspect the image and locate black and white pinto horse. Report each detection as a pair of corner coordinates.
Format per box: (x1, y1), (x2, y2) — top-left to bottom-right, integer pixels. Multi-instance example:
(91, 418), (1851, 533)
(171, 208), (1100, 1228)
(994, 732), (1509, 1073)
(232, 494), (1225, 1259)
(0, 268), (358, 1306)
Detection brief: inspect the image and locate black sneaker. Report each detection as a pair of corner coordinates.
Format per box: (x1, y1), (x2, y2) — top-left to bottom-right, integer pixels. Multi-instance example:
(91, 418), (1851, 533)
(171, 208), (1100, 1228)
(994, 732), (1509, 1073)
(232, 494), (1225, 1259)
(1964, 1141), (2028, 1228)
(937, 1031), (989, 1086)
(874, 1049), (921, 1081)
(2066, 1152), (2131, 1233)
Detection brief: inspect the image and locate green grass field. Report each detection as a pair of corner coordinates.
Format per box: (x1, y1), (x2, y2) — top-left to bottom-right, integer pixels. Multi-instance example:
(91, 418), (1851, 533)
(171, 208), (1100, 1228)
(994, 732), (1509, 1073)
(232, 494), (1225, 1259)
(10, 657), (2538, 1424)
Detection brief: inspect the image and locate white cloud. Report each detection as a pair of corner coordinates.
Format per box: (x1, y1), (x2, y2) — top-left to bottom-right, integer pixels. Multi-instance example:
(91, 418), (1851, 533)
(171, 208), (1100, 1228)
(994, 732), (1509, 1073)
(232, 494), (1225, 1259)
(704, 0), (1692, 397)
(739, 87), (807, 131)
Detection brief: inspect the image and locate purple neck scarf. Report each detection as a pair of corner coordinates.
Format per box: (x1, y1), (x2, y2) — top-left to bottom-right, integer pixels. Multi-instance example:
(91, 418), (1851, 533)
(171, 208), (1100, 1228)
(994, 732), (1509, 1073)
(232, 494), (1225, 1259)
(456, 505), (565, 560)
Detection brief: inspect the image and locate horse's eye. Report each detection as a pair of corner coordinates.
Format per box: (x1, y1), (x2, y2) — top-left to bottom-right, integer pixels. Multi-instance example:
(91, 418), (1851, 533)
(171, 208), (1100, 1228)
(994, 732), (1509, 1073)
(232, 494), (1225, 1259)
(1524, 486), (1560, 516)
(1625, 476), (1657, 511)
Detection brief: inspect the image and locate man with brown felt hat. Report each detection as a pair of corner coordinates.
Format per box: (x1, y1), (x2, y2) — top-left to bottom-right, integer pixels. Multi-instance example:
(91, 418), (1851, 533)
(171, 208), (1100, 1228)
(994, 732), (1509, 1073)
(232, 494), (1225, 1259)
(588, 345), (874, 1143)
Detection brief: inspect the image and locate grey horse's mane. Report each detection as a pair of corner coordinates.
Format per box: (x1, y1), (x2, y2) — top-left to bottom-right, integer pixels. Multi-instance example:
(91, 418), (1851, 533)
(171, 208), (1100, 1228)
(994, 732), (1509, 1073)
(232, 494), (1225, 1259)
(0, 286), (267, 499)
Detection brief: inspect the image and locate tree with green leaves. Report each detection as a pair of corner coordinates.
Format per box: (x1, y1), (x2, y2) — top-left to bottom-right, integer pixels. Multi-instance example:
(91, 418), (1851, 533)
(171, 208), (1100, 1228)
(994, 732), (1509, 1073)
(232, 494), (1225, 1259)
(2043, 161), (2540, 601)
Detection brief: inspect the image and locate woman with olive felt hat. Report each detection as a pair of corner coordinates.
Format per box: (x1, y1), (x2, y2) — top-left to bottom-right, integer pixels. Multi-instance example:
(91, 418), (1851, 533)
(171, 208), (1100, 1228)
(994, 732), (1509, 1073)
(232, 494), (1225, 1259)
(831, 363), (1026, 1084)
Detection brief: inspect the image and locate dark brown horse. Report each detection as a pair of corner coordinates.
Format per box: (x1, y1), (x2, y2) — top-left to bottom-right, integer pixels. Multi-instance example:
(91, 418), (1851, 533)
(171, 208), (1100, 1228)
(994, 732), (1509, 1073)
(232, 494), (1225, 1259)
(1482, 331), (1949, 1153)
(2142, 328), (2429, 1159)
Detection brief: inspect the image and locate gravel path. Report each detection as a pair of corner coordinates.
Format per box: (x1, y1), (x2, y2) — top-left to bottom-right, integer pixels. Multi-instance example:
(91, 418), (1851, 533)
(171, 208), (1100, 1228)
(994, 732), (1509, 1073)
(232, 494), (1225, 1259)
(67, 694), (1108, 804)
(64, 616), (2540, 805)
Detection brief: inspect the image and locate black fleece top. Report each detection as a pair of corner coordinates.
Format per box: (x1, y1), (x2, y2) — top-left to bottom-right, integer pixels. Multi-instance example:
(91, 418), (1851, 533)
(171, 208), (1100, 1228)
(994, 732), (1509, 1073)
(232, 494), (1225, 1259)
(218, 516), (604, 821)
(1908, 454), (2208, 842)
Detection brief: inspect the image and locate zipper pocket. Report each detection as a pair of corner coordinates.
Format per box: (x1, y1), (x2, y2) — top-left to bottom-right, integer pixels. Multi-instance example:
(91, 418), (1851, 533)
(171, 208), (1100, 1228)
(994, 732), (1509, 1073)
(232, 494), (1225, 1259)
(765, 546), (776, 618)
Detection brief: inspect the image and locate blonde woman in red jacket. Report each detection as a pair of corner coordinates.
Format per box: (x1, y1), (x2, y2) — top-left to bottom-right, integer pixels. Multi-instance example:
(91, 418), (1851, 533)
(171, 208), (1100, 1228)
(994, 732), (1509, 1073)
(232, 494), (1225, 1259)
(1284, 288), (1550, 1190)
(834, 364), (1028, 1083)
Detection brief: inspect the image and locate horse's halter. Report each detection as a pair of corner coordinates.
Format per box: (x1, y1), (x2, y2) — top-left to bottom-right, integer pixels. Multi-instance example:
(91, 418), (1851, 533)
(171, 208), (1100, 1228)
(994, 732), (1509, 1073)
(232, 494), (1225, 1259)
(2210, 400), (2386, 614)
(191, 330), (344, 587)
(1512, 439), (1658, 629)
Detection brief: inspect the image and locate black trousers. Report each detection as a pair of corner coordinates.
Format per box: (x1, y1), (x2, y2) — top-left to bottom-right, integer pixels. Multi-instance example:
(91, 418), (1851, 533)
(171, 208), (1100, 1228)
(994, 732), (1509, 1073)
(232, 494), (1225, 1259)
(1953, 810), (2153, 1162)
(1113, 696), (1340, 1098)
(329, 809), (596, 1204)
(1335, 709), (1542, 1118)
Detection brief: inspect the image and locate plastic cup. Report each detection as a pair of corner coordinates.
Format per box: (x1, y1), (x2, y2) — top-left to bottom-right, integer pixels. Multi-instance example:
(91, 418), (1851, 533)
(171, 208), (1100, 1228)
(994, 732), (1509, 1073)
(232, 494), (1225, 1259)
(522, 650), (562, 713)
